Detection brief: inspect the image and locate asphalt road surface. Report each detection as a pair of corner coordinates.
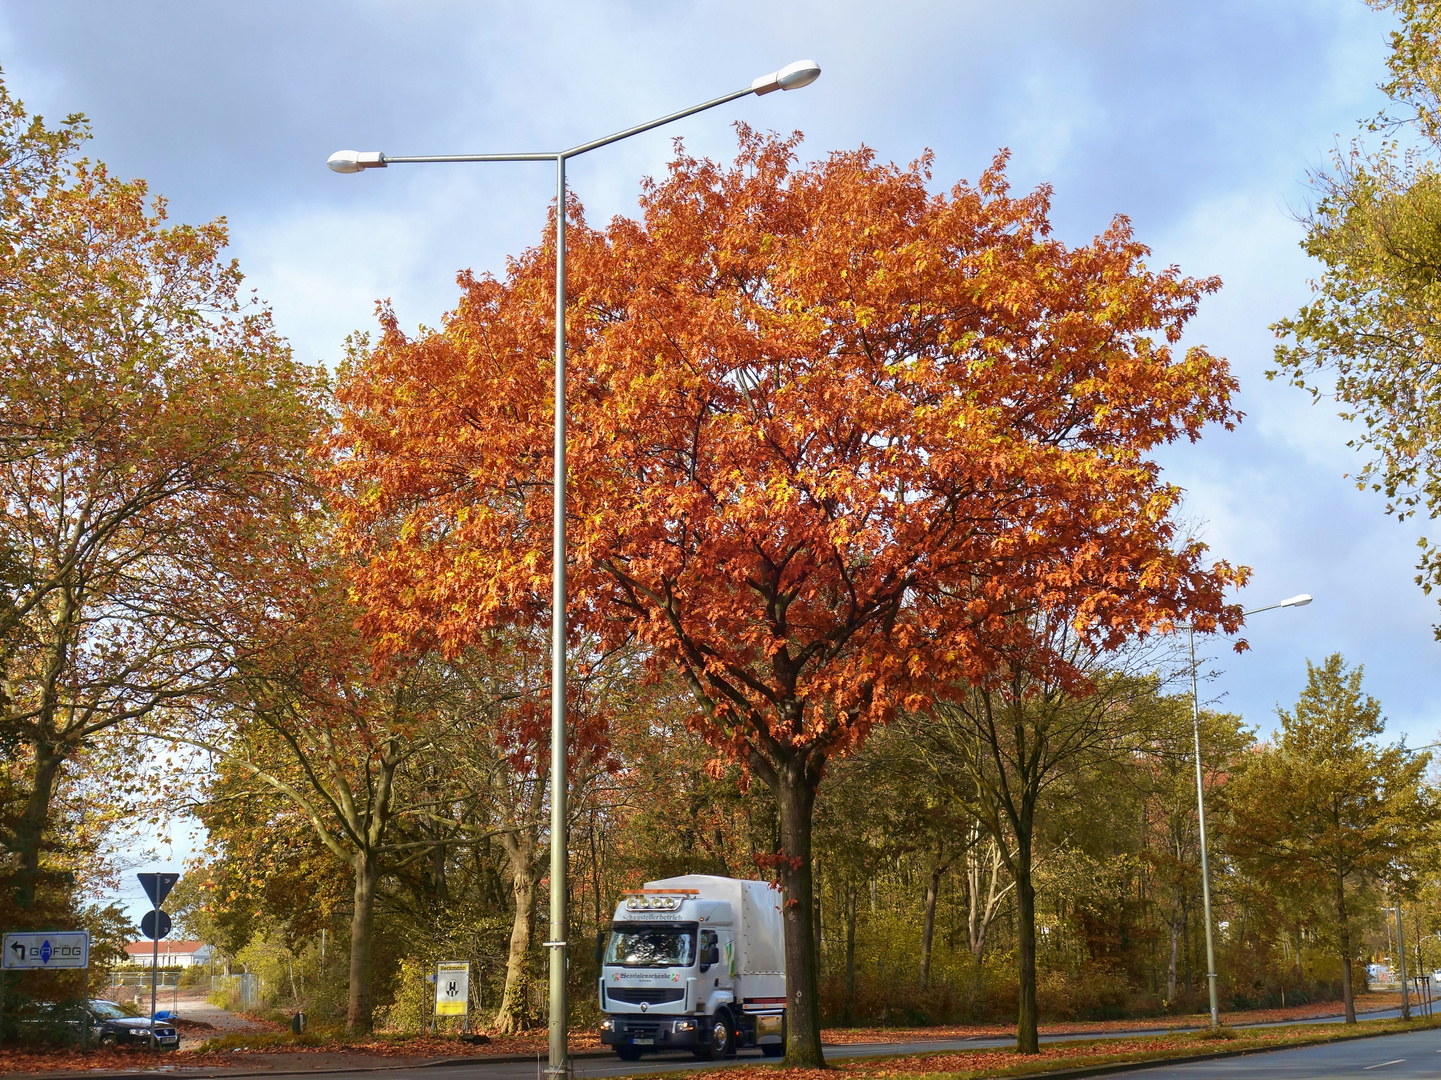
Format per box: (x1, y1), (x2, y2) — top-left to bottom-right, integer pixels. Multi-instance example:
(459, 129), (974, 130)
(1122, 1021), (1441, 1077)
(212, 1011), (1440, 1080)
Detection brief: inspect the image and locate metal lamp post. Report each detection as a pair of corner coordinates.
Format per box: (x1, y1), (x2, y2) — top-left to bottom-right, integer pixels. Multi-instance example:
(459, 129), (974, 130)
(1180, 593), (1311, 1028)
(327, 59), (820, 1078)
(1383, 904), (1412, 1020)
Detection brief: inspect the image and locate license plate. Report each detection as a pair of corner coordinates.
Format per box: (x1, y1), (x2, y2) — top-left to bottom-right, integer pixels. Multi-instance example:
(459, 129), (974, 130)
(633, 1038), (654, 1045)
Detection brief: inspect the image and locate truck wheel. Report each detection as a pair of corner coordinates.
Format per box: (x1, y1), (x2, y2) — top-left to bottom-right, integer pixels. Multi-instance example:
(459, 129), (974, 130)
(703, 1010), (735, 1060)
(615, 1046), (644, 1062)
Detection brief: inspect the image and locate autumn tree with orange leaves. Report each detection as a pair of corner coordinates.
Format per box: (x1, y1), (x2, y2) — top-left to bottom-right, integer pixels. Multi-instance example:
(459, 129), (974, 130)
(330, 130), (1245, 1065)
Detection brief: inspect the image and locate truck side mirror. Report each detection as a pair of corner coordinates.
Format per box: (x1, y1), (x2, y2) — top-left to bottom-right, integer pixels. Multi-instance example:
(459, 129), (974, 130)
(594, 930), (606, 965)
(699, 945), (720, 972)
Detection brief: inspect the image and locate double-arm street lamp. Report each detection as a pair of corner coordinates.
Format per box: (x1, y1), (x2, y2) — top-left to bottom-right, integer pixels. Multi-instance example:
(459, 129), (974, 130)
(1178, 593), (1312, 1027)
(327, 60), (821, 1077)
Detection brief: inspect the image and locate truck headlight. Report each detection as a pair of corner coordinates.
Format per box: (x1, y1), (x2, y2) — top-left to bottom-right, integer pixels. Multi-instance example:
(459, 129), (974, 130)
(600, 1018), (614, 1031)
(673, 1019), (695, 1032)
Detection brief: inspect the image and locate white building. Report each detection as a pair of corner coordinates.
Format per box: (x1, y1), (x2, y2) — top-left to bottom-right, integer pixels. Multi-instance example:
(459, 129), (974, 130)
(123, 940), (214, 968)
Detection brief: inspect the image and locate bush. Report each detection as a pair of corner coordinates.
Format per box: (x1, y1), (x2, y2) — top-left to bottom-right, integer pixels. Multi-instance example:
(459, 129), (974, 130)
(377, 957), (433, 1033)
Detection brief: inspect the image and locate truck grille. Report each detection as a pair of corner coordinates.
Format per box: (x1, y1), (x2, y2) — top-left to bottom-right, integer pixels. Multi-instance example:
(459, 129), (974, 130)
(618, 1018), (666, 1036)
(608, 987), (684, 1005)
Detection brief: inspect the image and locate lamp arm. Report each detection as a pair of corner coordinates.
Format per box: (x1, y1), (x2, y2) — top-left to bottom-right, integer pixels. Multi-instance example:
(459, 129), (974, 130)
(563, 86), (757, 158)
(377, 86), (756, 167)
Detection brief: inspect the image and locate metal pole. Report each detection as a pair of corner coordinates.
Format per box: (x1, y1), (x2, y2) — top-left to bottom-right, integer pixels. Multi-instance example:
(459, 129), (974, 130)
(150, 895), (159, 1049)
(1395, 906), (1411, 1020)
(333, 80), (806, 1080)
(1190, 628), (1221, 1027)
(546, 153), (570, 1080)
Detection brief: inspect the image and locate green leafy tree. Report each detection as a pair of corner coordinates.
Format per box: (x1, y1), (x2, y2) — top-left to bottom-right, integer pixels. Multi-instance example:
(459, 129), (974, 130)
(1272, 1), (1441, 613)
(1221, 653), (1439, 1023)
(0, 74), (325, 913)
(902, 637), (1171, 1053)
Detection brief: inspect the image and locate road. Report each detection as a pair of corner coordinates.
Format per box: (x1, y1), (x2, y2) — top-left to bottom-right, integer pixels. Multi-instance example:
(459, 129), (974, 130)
(1124, 1021), (1441, 1077)
(210, 1011), (1438, 1080)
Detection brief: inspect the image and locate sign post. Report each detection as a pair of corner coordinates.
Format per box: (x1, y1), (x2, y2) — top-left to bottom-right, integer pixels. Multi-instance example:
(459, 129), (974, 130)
(434, 961), (470, 1034)
(138, 872), (179, 1051)
(2, 931), (91, 1043)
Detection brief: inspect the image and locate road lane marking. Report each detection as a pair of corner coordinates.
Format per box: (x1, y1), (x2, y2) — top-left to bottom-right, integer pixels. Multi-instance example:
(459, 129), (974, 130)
(1363, 1060), (1406, 1070)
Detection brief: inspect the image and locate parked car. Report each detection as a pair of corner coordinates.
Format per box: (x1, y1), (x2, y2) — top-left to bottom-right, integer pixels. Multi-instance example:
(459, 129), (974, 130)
(36, 1000), (181, 1049)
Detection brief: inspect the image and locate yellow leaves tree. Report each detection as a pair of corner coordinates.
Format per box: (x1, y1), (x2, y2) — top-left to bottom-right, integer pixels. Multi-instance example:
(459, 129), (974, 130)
(0, 75), (326, 914)
(1221, 654), (1440, 1023)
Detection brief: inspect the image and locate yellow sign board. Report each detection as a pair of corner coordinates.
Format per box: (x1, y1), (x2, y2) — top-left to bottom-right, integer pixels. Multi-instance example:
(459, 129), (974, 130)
(435, 962), (469, 1017)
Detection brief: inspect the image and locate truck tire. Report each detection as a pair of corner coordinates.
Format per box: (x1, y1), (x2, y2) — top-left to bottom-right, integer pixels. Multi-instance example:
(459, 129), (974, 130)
(615, 1046), (644, 1062)
(701, 1009), (734, 1060)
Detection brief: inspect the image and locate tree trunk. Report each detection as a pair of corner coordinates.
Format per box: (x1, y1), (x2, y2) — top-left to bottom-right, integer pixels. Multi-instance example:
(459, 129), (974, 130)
(1166, 911), (1180, 1003)
(777, 766), (824, 1067)
(920, 861), (941, 988)
(814, 878), (823, 970)
(1014, 830), (1039, 1054)
(494, 855), (539, 1034)
(1182, 894), (1192, 993)
(844, 882), (857, 1025)
(1335, 869), (1355, 1024)
(347, 853), (380, 1034)
(13, 741), (66, 911)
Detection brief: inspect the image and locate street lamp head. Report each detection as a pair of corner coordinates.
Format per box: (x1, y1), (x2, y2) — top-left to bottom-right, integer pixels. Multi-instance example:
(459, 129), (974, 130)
(327, 150), (387, 174)
(752, 60), (822, 95)
(1279, 594), (1313, 608)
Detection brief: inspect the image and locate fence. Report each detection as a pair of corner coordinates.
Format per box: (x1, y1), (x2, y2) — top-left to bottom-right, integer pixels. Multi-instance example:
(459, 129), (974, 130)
(211, 973), (261, 1009)
(110, 972), (181, 988)
(1408, 976), (1434, 1018)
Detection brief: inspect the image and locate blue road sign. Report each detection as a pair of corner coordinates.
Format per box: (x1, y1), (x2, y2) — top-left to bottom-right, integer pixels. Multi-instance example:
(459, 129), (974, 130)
(137, 872), (179, 908)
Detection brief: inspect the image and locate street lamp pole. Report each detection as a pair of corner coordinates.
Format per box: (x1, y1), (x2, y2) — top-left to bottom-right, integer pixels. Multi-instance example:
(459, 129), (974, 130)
(1181, 593), (1311, 1028)
(1383, 905), (1412, 1019)
(327, 60), (820, 1078)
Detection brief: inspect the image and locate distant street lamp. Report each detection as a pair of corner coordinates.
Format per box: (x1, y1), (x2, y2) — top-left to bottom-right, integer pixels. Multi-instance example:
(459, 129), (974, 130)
(326, 60), (820, 1078)
(1383, 905), (1411, 1020)
(1179, 593), (1312, 1028)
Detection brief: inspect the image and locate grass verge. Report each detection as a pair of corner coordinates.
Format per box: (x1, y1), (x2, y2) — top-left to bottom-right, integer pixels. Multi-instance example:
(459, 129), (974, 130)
(660, 1015), (1441, 1080)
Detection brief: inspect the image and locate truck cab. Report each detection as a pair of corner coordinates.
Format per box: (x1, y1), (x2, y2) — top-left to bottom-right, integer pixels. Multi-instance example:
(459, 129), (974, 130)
(598, 875), (785, 1061)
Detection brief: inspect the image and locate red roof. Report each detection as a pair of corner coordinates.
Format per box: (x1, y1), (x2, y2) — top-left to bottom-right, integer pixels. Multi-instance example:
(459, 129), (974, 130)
(124, 940), (206, 956)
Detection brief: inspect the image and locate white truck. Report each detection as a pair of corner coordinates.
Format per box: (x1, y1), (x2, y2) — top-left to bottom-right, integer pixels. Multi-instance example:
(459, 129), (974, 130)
(598, 875), (786, 1061)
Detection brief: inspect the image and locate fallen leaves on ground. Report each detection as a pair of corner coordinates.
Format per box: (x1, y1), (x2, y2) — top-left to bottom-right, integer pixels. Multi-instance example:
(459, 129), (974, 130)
(691, 1015), (1437, 1080)
(0, 1029), (603, 1074)
(818, 992), (1404, 1043)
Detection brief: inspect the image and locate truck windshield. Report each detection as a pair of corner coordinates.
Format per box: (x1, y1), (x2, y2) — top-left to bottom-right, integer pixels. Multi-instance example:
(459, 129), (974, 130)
(605, 923), (697, 967)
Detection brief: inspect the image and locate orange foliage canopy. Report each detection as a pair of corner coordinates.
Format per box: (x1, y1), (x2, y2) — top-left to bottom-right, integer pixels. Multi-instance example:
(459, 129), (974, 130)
(331, 129), (1246, 774)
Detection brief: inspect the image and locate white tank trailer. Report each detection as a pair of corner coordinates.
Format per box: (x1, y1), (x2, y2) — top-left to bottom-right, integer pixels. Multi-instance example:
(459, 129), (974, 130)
(597, 875), (786, 1060)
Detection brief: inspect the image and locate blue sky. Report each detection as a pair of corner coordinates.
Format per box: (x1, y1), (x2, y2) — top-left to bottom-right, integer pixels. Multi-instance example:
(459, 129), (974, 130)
(0, 1), (1431, 918)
